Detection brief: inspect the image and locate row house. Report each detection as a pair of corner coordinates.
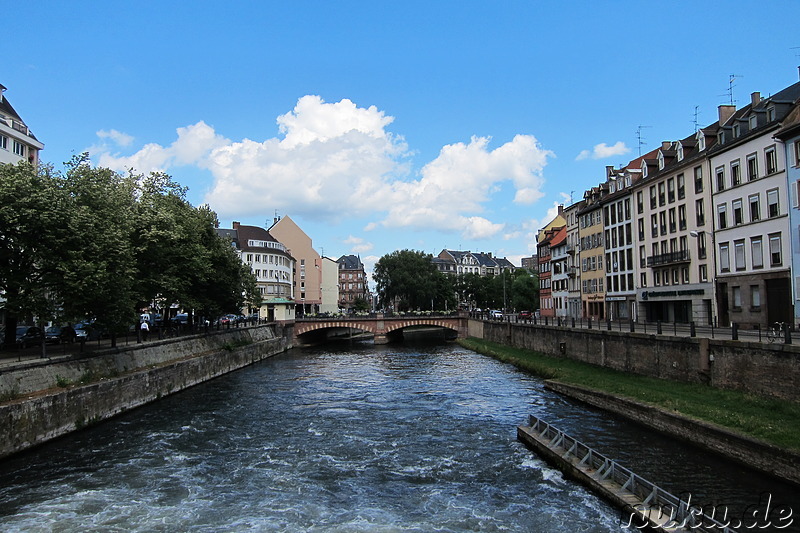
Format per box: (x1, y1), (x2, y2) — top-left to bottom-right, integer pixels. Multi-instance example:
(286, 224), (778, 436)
(635, 125), (718, 326)
(0, 84), (43, 166)
(602, 164), (640, 321)
(537, 226), (562, 318)
(551, 226), (570, 318)
(216, 222), (296, 322)
(577, 186), (606, 319)
(336, 254), (370, 311)
(536, 78), (800, 328)
(775, 101), (800, 326)
(564, 200), (584, 319)
(710, 84), (800, 328)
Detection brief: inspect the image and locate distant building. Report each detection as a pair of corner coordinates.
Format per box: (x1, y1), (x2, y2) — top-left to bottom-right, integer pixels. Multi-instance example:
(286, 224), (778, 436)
(0, 84), (43, 166)
(215, 222), (295, 322)
(319, 257), (340, 314)
(435, 250), (516, 276)
(336, 255), (369, 311)
(268, 215), (323, 316)
(520, 255), (538, 272)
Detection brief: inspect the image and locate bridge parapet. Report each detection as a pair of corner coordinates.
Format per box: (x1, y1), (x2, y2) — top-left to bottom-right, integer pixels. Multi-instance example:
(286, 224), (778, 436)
(295, 313), (468, 344)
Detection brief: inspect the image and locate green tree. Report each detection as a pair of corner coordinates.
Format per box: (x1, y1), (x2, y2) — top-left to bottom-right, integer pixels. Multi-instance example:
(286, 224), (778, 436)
(353, 297), (370, 312)
(510, 269), (539, 311)
(59, 155), (139, 345)
(0, 162), (68, 348)
(374, 250), (443, 311)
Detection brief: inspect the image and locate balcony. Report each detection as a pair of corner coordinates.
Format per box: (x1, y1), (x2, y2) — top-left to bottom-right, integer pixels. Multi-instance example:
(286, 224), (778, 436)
(566, 243), (575, 254)
(646, 249), (690, 268)
(567, 266), (577, 277)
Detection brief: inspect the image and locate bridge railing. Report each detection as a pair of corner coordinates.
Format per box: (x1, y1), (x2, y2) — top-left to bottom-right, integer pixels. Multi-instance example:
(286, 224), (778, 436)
(298, 311), (462, 321)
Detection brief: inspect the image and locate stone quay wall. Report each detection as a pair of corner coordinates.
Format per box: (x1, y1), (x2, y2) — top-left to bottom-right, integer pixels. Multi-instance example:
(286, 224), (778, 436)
(477, 320), (800, 402)
(0, 323), (293, 460)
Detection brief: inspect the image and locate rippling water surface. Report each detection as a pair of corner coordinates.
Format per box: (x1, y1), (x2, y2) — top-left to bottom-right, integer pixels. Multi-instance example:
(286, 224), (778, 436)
(0, 341), (797, 532)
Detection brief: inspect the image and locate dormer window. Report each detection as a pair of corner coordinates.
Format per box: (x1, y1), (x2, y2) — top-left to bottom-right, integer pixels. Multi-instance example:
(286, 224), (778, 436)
(749, 115), (757, 130)
(718, 131), (725, 144)
(609, 179), (616, 193)
(732, 123), (740, 138)
(657, 151), (665, 170)
(626, 176), (631, 187)
(697, 131), (706, 151)
(641, 159), (648, 177)
(677, 144), (684, 161)
(767, 107), (776, 122)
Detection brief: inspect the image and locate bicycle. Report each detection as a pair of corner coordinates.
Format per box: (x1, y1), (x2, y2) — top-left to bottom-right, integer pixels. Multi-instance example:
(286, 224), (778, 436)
(766, 322), (786, 343)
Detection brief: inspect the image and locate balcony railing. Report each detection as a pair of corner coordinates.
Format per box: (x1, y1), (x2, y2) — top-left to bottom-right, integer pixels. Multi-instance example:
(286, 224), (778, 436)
(646, 249), (690, 267)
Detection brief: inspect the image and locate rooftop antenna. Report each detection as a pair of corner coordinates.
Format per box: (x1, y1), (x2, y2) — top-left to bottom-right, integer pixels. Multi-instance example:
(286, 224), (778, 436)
(793, 47), (800, 79)
(725, 74), (743, 106)
(636, 125), (651, 156)
(692, 105), (701, 132)
(569, 190), (574, 204)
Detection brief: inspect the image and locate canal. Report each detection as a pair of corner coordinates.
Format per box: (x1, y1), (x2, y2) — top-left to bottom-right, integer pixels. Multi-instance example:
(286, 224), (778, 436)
(0, 341), (797, 531)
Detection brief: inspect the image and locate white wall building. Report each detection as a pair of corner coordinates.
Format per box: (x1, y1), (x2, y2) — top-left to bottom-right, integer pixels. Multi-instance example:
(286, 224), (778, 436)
(0, 84), (43, 166)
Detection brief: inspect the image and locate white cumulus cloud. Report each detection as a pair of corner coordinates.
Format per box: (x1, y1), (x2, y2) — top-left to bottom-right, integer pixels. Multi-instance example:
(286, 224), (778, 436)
(91, 96), (554, 244)
(343, 235), (374, 254)
(576, 141), (630, 161)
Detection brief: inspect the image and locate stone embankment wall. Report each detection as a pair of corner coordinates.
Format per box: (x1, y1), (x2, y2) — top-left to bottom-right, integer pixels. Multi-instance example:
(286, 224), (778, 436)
(546, 381), (800, 486)
(0, 324), (293, 459)
(477, 320), (800, 402)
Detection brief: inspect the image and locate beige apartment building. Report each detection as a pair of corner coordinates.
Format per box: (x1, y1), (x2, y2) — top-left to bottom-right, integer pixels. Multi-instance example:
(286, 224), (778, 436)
(268, 215), (323, 316)
(577, 186), (606, 320)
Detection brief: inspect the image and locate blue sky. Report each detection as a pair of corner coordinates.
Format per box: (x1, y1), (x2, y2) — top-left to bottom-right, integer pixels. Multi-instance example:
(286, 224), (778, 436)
(6, 1), (800, 280)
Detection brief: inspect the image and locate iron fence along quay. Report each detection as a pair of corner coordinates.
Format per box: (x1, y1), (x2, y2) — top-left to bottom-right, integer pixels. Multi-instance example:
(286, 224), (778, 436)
(489, 312), (797, 345)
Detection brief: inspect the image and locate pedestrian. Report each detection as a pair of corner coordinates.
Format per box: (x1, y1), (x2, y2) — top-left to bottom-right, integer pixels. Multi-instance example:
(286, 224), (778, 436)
(141, 320), (150, 341)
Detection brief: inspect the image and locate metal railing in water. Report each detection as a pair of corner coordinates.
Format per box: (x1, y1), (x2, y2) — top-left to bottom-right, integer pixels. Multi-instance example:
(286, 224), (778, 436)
(526, 415), (738, 533)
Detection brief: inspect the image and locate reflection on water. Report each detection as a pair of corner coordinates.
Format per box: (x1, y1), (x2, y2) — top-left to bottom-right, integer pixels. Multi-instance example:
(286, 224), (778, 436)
(0, 341), (796, 532)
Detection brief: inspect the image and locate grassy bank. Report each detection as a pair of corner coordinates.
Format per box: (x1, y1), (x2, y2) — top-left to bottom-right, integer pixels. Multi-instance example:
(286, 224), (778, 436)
(458, 337), (800, 451)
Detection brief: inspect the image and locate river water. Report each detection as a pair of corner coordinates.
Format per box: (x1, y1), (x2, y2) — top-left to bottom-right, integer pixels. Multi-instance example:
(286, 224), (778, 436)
(0, 341), (797, 532)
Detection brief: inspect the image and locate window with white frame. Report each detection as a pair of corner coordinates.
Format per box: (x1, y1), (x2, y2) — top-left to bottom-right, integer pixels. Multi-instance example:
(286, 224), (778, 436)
(732, 199), (743, 225)
(765, 146), (777, 174)
(13, 141), (25, 156)
(717, 203), (728, 229)
(749, 194), (761, 221)
(719, 242), (730, 272)
(734, 240), (745, 271)
(694, 166), (704, 193)
(731, 160), (741, 186)
(751, 237), (763, 269)
(769, 233), (782, 266)
(0, 135), (7, 150)
(699, 264), (708, 282)
(732, 286), (742, 309)
(747, 153), (758, 180)
(767, 188), (780, 218)
(795, 140), (800, 167)
(716, 166), (725, 191)
(696, 199), (705, 226)
(677, 173), (685, 199)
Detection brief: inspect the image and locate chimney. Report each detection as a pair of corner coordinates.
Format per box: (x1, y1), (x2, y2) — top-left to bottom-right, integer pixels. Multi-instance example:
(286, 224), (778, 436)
(661, 141), (672, 151)
(751, 92), (761, 107)
(605, 165), (615, 178)
(718, 104), (736, 125)
(232, 221), (240, 229)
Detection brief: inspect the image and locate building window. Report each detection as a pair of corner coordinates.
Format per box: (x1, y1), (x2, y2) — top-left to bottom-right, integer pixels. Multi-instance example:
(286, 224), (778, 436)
(747, 153), (758, 180)
(717, 204), (728, 229)
(751, 285), (761, 310)
(699, 264), (708, 282)
(13, 141), (25, 157)
(696, 199), (705, 226)
(716, 166), (725, 191)
(649, 186), (657, 209)
(694, 166), (704, 193)
(749, 194), (761, 221)
(765, 146), (777, 174)
(0, 135), (7, 150)
(732, 199), (743, 225)
(731, 160), (741, 186)
(751, 237), (763, 269)
(658, 182), (666, 206)
(678, 204), (687, 231)
(767, 188), (780, 218)
(769, 233), (782, 266)
(667, 178), (675, 203)
(794, 141), (800, 167)
(677, 173), (685, 199)
(732, 286), (742, 310)
(637, 191), (644, 214)
(719, 242), (730, 272)
(734, 240), (745, 271)
(697, 231), (707, 260)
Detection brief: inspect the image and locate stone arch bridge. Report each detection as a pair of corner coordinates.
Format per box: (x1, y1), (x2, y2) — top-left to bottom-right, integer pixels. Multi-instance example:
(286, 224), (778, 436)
(294, 313), (468, 345)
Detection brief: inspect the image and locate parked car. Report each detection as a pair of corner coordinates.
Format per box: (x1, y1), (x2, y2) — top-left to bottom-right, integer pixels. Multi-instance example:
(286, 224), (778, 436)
(490, 310), (503, 320)
(16, 326), (43, 348)
(45, 325), (76, 344)
(170, 313), (189, 326)
(518, 310), (532, 321)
